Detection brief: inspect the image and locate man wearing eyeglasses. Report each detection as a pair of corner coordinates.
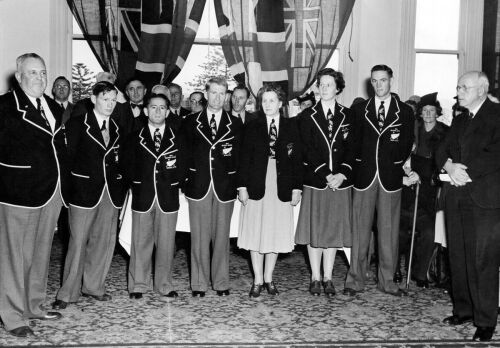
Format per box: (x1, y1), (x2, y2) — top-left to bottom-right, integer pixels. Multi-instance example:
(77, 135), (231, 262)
(437, 71), (500, 342)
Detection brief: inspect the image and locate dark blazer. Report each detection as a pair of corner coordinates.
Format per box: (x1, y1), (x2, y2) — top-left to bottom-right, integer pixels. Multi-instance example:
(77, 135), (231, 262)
(0, 87), (68, 207)
(352, 96), (414, 192)
(166, 107), (191, 133)
(61, 101), (74, 125)
(65, 111), (126, 208)
(299, 101), (355, 189)
(436, 98), (500, 208)
(115, 102), (148, 137)
(122, 125), (185, 213)
(238, 112), (302, 202)
(180, 109), (243, 202)
(235, 110), (258, 125)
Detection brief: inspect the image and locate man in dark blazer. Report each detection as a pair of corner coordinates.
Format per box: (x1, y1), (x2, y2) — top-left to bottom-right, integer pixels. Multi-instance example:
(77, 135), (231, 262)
(180, 77), (243, 297)
(167, 83), (190, 133)
(121, 93), (185, 299)
(52, 81), (126, 310)
(115, 77), (148, 137)
(0, 53), (66, 337)
(344, 64), (414, 297)
(51, 76), (73, 124)
(436, 71), (500, 342)
(231, 84), (257, 125)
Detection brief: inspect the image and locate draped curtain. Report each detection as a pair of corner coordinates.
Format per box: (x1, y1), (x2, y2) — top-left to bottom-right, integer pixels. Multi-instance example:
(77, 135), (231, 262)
(214, 0), (355, 99)
(482, 0), (499, 89)
(67, 0), (205, 90)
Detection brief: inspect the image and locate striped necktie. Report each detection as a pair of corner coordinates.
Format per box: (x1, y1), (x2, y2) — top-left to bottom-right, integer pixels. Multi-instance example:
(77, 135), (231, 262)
(378, 101), (385, 130)
(101, 120), (110, 146)
(154, 128), (162, 152)
(210, 114), (217, 140)
(327, 109), (334, 140)
(269, 118), (277, 158)
(36, 98), (51, 129)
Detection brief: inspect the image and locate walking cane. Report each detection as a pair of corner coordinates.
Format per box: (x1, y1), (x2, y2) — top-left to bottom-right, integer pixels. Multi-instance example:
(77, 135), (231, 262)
(406, 182), (420, 289)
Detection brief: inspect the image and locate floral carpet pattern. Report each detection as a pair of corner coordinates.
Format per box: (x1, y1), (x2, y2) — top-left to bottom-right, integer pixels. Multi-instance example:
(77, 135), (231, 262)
(0, 233), (499, 347)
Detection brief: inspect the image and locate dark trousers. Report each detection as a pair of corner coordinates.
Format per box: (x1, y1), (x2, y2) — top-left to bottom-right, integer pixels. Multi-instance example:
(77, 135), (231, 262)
(188, 188), (234, 292)
(445, 186), (500, 327)
(0, 192), (62, 331)
(128, 203), (178, 294)
(345, 180), (401, 293)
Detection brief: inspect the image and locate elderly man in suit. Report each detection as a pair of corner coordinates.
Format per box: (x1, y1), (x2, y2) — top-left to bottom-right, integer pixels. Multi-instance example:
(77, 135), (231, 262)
(0, 53), (66, 337)
(52, 81), (126, 310)
(122, 93), (185, 300)
(344, 64), (414, 297)
(180, 77), (243, 297)
(437, 71), (500, 342)
(167, 83), (190, 132)
(51, 76), (73, 124)
(116, 77), (148, 136)
(231, 84), (257, 125)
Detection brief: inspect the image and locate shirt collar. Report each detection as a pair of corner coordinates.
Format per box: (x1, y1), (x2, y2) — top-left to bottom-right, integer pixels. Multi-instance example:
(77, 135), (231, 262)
(148, 123), (166, 137)
(93, 109), (110, 128)
(469, 99), (487, 117)
(320, 100), (336, 117)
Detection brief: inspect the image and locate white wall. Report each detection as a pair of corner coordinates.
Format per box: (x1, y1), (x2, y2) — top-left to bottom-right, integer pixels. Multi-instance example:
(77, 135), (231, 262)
(0, 0), (71, 94)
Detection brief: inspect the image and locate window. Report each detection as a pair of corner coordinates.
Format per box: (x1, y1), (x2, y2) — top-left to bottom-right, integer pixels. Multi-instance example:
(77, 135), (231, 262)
(413, 0), (460, 120)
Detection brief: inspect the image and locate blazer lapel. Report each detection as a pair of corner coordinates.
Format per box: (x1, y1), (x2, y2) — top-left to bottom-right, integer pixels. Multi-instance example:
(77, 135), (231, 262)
(364, 98), (381, 135)
(380, 96), (400, 134)
(160, 127), (176, 154)
(108, 117), (120, 149)
(14, 90), (53, 136)
(85, 112), (106, 150)
(196, 111), (214, 145)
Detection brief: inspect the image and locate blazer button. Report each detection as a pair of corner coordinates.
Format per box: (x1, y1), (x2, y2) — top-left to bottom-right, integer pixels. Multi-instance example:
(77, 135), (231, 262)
(155, 170), (159, 174)
(334, 149), (338, 152)
(211, 157), (214, 160)
(156, 160), (160, 164)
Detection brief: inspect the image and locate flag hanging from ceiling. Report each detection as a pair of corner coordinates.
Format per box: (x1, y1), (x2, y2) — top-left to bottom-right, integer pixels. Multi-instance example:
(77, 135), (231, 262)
(214, 0), (355, 99)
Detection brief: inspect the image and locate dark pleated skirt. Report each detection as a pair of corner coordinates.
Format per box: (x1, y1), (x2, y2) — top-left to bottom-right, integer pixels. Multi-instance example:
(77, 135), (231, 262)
(295, 186), (352, 248)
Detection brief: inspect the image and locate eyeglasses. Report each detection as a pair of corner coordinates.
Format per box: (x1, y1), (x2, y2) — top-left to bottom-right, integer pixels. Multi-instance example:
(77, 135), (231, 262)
(456, 85), (479, 93)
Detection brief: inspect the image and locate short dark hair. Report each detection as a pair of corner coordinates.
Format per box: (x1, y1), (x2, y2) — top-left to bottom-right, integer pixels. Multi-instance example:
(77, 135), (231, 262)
(53, 76), (70, 86)
(233, 84), (250, 98)
(125, 76), (146, 88)
(371, 64), (393, 78)
(257, 83), (286, 111)
(189, 91), (207, 106)
(316, 68), (345, 95)
(146, 93), (170, 107)
(92, 81), (116, 96)
(167, 82), (182, 93)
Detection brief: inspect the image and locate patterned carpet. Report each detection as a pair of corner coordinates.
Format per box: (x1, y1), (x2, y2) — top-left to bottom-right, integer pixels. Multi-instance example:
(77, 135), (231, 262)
(0, 232), (499, 348)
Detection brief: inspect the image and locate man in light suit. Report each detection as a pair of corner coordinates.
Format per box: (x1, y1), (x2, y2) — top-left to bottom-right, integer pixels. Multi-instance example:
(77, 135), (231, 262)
(52, 81), (126, 310)
(180, 77), (243, 297)
(231, 84), (257, 125)
(437, 71), (500, 342)
(0, 53), (66, 337)
(344, 64), (414, 297)
(122, 93), (185, 299)
(51, 76), (73, 124)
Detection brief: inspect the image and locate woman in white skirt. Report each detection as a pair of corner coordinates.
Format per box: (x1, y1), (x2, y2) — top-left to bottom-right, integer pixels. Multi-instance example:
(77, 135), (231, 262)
(237, 84), (302, 297)
(295, 68), (355, 297)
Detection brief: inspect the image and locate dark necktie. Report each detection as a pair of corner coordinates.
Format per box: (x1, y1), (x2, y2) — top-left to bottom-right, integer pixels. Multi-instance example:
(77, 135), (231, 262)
(269, 118), (277, 159)
(60, 103), (65, 110)
(327, 108), (334, 140)
(174, 110), (179, 116)
(154, 128), (162, 152)
(36, 98), (51, 129)
(378, 101), (385, 130)
(210, 114), (217, 140)
(101, 120), (110, 146)
(130, 103), (142, 109)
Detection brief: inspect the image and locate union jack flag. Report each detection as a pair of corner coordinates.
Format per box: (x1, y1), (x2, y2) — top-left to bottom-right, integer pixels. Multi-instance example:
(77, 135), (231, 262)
(284, 0), (321, 68)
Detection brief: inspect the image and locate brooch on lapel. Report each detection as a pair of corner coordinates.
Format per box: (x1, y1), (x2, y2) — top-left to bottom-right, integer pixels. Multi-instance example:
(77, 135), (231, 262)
(341, 125), (350, 140)
(390, 128), (400, 141)
(165, 154), (177, 169)
(222, 143), (232, 156)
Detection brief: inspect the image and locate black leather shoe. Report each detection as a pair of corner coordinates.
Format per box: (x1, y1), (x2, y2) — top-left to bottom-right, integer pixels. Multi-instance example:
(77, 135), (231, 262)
(82, 293), (112, 301)
(192, 291), (205, 297)
(343, 287), (358, 297)
(473, 326), (495, 341)
(216, 289), (230, 296)
(415, 279), (430, 288)
(9, 326), (35, 338)
(442, 314), (473, 325)
(386, 289), (409, 297)
(129, 292), (142, 299)
(323, 280), (336, 297)
(249, 283), (263, 298)
(309, 280), (321, 296)
(264, 281), (279, 296)
(52, 299), (68, 310)
(393, 269), (403, 284)
(165, 291), (178, 298)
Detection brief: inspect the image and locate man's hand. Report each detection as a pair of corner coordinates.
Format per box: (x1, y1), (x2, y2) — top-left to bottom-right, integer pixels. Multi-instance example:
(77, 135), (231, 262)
(444, 161), (470, 186)
(403, 171), (420, 186)
(327, 173), (346, 190)
(238, 188), (249, 205)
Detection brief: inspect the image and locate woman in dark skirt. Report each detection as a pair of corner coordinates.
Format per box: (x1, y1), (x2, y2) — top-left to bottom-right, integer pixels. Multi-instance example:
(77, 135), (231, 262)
(237, 84), (302, 298)
(295, 68), (355, 297)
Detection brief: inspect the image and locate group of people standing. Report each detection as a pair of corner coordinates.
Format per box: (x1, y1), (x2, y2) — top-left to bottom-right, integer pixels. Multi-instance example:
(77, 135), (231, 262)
(1, 52), (499, 343)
